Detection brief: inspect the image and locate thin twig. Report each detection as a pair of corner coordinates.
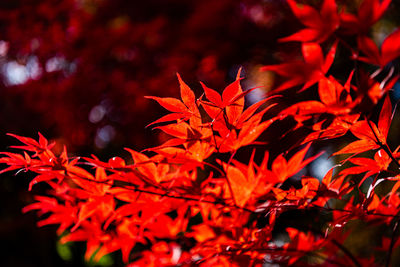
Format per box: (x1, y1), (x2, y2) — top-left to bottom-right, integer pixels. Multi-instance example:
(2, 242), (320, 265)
(63, 171), (255, 213)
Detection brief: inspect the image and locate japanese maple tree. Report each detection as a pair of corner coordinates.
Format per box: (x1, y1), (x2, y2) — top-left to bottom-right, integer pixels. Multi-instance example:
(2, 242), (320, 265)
(2, 0), (400, 266)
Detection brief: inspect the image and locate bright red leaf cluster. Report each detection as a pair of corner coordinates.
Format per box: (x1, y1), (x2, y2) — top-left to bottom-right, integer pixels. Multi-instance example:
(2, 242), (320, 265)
(2, 0), (400, 266)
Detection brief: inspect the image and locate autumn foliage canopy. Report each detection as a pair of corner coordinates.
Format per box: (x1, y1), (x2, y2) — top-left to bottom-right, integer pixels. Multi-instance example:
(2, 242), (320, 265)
(3, 0), (400, 266)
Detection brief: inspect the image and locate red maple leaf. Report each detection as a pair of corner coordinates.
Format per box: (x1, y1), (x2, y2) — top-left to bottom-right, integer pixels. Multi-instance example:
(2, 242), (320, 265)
(146, 73), (201, 128)
(340, 0), (392, 35)
(334, 94), (394, 156)
(279, 0), (339, 43)
(357, 28), (400, 67)
(261, 42), (337, 92)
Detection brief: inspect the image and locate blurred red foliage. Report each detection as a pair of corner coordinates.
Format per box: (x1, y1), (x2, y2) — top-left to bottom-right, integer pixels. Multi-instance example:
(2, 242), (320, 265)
(0, 0), (287, 153)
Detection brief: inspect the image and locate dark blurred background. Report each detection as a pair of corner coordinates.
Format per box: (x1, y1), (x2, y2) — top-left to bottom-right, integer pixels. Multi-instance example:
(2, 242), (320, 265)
(0, 0), (400, 266)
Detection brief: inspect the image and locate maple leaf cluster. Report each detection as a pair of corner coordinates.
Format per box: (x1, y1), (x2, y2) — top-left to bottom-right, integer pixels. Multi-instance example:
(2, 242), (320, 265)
(2, 0), (400, 266)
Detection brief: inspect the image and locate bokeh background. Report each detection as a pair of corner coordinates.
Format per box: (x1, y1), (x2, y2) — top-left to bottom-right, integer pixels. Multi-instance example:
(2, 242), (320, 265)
(0, 0), (400, 266)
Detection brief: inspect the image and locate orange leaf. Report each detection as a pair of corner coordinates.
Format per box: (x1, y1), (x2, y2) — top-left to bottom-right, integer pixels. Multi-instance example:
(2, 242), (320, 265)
(145, 96), (187, 113)
(223, 163), (256, 207)
(333, 139), (379, 155)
